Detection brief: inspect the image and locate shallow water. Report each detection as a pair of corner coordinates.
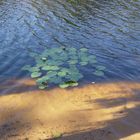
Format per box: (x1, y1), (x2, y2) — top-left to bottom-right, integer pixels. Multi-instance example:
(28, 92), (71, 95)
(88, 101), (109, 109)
(0, 0), (140, 84)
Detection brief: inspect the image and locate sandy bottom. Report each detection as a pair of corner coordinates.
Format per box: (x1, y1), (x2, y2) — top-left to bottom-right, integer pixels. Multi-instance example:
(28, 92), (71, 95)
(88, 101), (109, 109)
(0, 79), (140, 140)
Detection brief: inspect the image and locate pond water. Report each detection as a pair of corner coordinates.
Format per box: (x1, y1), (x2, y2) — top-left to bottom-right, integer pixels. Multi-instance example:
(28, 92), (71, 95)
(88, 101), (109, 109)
(0, 0), (140, 86)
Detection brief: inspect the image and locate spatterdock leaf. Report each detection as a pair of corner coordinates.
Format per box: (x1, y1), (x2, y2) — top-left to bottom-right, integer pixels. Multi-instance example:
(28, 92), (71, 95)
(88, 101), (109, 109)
(38, 85), (47, 90)
(21, 65), (31, 71)
(59, 83), (69, 88)
(31, 72), (42, 78)
(42, 65), (59, 71)
(80, 48), (88, 52)
(58, 71), (67, 77)
(96, 66), (106, 70)
(80, 61), (88, 66)
(94, 70), (104, 76)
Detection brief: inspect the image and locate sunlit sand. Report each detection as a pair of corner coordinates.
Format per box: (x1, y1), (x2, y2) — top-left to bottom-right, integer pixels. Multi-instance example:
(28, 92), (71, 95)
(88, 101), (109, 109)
(0, 79), (140, 140)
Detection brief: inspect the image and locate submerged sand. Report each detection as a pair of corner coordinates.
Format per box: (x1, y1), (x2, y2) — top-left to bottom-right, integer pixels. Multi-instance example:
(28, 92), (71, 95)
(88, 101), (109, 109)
(0, 79), (140, 140)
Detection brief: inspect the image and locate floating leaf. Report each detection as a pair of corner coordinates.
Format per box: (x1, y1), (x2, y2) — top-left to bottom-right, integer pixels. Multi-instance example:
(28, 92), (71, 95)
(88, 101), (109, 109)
(68, 59), (78, 65)
(49, 76), (62, 84)
(59, 83), (69, 88)
(88, 55), (96, 60)
(58, 71), (67, 77)
(42, 65), (59, 71)
(80, 61), (88, 66)
(59, 81), (78, 88)
(80, 48), (88, 52)
(80, 55), (89, 62)
(22, 65), (31, 71)
(31, 72), (42, 78)
(94, 70), (104, 76)
(47, 71), (57, 78)
(29, 67), (40, 72)
(65, 81), (78, 87)
(68, 47), (77, 52)
(22, 46), (106, 89)
(38, 85), (47, 90)
(96, 66), (106, 70)
(68, 72), (83, 81)
(36, 76), (50, 84)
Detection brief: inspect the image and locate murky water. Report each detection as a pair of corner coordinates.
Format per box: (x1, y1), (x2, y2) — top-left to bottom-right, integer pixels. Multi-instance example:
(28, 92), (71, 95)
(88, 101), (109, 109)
(0, 0), (140, 84)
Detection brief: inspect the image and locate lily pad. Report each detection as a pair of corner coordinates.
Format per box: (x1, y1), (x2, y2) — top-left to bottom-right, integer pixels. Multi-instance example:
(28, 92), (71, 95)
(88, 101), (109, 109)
(65, 81), (78, 87)
(80, 55), (89, 62)
(22, 65), (31, 71)
(96, 66), (106, 70)
(47, 71), (57, 78)
(68, 59), (78, 65)
(59, 83), (69, 88)
(22, 46), (106, 89)
(29, 67), (40, 72)
(59, 81), (78, 88)
(31, 72), (42, 78)
(80, 48), (88, 52)
(38, 85), (47, 90)
(80, 61), (88, 66)
(94, 70), (104, 76)
(42, 65), (59, 71)
(36, 76), (50, 84)
(49, 76), (62, 84)
(58, 71), (67, 77)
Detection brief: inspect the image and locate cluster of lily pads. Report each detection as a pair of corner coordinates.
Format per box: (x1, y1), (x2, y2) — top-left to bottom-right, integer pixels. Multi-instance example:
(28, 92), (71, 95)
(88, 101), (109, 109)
(22, 47), (105, 89)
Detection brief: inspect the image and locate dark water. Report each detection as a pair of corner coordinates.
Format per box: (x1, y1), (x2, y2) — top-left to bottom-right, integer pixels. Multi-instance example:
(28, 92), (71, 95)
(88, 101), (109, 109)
(0, 0), (140, 84)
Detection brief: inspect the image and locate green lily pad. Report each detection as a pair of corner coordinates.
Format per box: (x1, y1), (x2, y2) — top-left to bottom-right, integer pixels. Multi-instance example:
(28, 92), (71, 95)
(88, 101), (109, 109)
(88, 55), (97, 64)
(49, 76), (62, 84)
(31, 72), (42, 78)
(88, 55), (96, 60)
(68, 59), (78, 65)
(80, 48), (88, 52)
(80, 56), (89, 62)
(59, 83), (69, 88)
(80, 61), (88, 66)
(36, 76), (50, 84)
(58, 71), (67, 77)
(22, 65), (31, 71)
(68, 47), (77, 52)
(94, 70), (104, 76)
(47, 71), (57, 78)
(68, 72), (83, 81)
(29, 67), (40, 72)
(89, 59), (97, 64)
(96, 66), (106, 70)
(35, 59), (46, 67)
(42, 65), (59, 71)
(22, 46), (106, 90)
(59, 81), (78, 88)
(38, 85), (47, 90)
(65, 81), (79, 87)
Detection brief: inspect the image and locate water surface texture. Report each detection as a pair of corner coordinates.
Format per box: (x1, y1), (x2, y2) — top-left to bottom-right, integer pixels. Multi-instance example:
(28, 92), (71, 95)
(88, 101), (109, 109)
(0, 0), (140, 84)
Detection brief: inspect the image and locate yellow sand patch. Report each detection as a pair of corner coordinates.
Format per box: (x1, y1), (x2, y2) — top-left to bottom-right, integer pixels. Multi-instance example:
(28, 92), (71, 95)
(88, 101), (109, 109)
(0, 79), (140, 140)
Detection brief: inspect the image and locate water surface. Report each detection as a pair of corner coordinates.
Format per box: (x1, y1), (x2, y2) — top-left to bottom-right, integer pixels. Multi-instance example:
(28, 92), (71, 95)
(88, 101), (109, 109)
(0, 0), (140, 85)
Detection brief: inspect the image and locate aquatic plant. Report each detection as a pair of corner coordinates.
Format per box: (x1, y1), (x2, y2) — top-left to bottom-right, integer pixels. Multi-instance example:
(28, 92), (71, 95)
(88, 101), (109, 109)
(22, 47), (105, 89)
